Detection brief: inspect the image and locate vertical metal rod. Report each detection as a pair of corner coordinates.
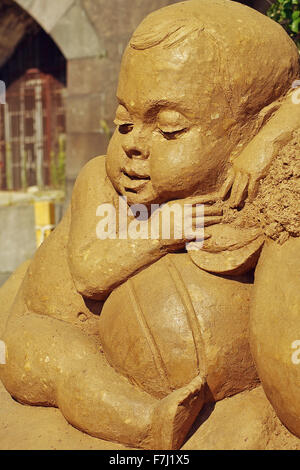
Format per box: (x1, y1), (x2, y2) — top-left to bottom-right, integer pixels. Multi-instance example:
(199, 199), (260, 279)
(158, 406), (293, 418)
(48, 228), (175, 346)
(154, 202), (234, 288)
(3, 102), (12, 190)
(34, 79), (44, 188)
(45, 74), (52, 186)
(20, 82), (27, 190)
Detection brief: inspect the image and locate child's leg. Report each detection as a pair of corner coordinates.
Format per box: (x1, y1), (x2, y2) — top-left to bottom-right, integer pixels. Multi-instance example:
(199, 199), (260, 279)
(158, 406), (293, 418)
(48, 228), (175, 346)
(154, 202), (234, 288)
(0, 311), (204, 449)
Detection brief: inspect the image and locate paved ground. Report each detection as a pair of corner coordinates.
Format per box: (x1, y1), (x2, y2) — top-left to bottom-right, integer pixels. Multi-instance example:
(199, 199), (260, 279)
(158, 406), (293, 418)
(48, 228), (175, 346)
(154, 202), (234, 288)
(0, 189), (64, 207)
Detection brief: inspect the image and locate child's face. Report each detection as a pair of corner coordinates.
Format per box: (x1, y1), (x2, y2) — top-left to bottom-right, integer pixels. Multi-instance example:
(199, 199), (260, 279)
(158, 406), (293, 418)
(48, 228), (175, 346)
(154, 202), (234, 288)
(106, 39), (235, 206)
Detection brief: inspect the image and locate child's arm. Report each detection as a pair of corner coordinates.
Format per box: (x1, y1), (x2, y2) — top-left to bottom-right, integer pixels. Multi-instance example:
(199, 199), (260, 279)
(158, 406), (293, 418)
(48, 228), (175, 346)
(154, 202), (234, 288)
(230, 87), (300, 207)
(68, 156), (171, 300)
(68, 156), (224, 300)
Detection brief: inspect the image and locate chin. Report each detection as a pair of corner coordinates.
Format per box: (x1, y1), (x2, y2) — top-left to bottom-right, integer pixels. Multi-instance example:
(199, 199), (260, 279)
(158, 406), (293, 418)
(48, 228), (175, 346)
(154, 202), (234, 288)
(121, 187), (159, 208)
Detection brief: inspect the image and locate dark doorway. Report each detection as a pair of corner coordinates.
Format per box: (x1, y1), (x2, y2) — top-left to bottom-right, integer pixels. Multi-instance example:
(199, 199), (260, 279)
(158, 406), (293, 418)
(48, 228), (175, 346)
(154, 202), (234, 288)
(0, 28), (66, 190)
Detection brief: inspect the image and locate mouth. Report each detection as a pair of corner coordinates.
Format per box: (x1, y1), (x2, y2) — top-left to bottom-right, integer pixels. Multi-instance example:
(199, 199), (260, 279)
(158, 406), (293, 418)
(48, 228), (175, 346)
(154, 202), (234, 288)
(122, 169), (150, 180)
(121, 169), (150, 193)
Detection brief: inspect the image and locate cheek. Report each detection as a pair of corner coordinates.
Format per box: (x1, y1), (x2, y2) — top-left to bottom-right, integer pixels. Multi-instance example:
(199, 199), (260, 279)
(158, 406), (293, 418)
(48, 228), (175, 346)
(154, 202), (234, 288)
(150, 130), (230, 196)
(106, 131), (122, 180)
(107, 130), (120, 160)
(150, 135), (204, 193)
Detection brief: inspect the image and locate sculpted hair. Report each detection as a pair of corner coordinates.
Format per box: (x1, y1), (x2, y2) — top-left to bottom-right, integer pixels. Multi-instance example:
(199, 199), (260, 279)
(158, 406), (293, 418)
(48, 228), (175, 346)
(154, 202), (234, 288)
(130, 17), (203, 50)
(129, 0), (300, 122)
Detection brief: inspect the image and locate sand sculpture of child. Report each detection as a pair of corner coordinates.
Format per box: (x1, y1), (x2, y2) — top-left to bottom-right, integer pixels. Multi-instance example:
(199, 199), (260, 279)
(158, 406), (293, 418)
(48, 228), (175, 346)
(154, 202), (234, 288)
(0, 0), (300, 449)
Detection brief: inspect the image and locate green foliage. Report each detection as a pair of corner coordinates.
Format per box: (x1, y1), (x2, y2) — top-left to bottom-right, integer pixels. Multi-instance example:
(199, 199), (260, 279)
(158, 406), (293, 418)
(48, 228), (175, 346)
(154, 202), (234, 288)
(100, 119), (113, 139)
(267, 0), (300, 50)
(50, 134), (66, 190)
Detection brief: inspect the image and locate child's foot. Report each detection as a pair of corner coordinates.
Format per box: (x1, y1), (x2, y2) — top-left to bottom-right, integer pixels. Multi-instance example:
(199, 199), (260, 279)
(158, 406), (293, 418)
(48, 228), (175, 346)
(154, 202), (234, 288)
(147, 375), (205, 450)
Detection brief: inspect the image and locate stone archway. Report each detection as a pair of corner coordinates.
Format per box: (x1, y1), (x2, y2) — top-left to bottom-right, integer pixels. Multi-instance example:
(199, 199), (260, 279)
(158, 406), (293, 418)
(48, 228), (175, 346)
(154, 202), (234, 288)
(13, 0), (105, 61)
(9, 0), (106, 199)
(0, 0), (70, 192)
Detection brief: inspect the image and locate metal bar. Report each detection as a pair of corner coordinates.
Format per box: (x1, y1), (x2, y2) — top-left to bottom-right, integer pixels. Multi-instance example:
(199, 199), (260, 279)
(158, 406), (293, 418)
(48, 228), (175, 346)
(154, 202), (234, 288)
(3, 102), (13, 190)
(44, 74), (52, 186)
(34, 79), (44, 188)
(19, 82), (27, 189)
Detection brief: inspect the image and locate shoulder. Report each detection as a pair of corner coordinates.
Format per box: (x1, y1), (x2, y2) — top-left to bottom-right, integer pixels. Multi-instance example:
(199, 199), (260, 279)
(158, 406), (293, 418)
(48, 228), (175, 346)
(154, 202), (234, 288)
(72, 155), (112, 201)
(74, 155), (107, 186)
(71, 155), (116, 216)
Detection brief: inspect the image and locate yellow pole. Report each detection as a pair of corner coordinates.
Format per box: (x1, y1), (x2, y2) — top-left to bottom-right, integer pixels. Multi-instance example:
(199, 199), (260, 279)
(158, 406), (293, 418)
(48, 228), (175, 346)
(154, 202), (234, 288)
(34, 200), (55, 247)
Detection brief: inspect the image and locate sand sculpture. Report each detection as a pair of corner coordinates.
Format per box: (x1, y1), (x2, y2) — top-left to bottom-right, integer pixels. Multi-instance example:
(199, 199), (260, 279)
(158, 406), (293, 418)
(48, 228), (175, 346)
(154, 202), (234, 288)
(0, 0), (300, 450)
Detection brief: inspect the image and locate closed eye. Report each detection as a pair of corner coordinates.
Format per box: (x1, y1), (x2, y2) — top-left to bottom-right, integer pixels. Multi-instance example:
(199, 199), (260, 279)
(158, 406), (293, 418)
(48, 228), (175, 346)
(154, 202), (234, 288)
(159, 128), (188, 140)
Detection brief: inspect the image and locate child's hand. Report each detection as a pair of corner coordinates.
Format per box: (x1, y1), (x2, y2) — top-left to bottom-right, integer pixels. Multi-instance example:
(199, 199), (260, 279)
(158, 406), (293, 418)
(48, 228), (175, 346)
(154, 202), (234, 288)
(229, 148), (264, 208)
(159, 170), (234, 252)
(230, 128), (294, 208)
(230, 88), (300, 208)
(159, 199), (222, 252)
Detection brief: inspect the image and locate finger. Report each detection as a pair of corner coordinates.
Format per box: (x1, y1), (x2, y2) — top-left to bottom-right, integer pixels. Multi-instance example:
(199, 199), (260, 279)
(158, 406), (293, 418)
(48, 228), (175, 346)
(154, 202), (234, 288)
(229, 171), (244, 205)
(248, 176), (260, 202)
(229, 172), (249, 208)
(185, 222), (205, 235)
(185, 205), (223, 218)
(185, 168), (235, 206)
(184, 195), (219, 206)
(185, 240), (207, 252)
(185, 232), (211, 240)
(203, 233), (212, 240)
(203, 206), (223, 216)
(203, 216), (223, 227)
(184, 233), (211, 245)
(218, 167), (235, 200)
(187, 206), (222, 218)
(191, 215), (219, 229)
(194, 220), (205, 229)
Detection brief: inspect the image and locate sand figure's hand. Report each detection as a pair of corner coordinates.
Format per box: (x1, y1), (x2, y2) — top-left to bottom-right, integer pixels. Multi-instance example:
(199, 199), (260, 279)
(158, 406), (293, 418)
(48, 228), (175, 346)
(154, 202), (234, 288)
(229, 127), (295, 208)
(230, 87), (300, 208)
(229, 149), (267, 208)
(159, 170), (234, 252)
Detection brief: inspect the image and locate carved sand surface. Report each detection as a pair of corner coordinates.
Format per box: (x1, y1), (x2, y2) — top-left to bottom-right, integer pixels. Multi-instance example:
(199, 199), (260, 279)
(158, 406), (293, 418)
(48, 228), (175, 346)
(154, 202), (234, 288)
(0, 272), (299, 450)
(223, 129), (300, 242)
(1, 380), (300, 450)
(0, 0), (300, 450)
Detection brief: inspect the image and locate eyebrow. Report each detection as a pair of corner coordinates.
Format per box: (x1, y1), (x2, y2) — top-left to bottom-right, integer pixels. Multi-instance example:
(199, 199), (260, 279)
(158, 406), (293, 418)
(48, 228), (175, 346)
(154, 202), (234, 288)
(116, 97), (191, 119)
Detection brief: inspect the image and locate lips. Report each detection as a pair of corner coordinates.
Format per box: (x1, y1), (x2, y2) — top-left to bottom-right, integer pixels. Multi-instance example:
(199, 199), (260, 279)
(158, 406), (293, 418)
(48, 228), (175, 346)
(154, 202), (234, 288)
(121, 169), (150, 192)
(122, 168), (150, 180)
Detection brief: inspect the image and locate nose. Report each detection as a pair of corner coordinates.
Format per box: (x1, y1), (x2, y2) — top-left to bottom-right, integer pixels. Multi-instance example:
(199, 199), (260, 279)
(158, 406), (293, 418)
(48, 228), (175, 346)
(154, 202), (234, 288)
(122, 128), (150, 160)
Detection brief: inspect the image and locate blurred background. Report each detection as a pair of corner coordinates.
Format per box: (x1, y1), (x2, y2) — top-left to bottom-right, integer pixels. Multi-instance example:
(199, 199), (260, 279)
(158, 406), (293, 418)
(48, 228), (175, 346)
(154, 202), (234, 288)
(0, 0), (298, 285)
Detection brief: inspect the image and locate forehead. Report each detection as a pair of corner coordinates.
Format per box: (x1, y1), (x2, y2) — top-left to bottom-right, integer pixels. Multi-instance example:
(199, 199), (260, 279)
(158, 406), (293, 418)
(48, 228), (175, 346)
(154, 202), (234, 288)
(117, 41), (220, 118)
